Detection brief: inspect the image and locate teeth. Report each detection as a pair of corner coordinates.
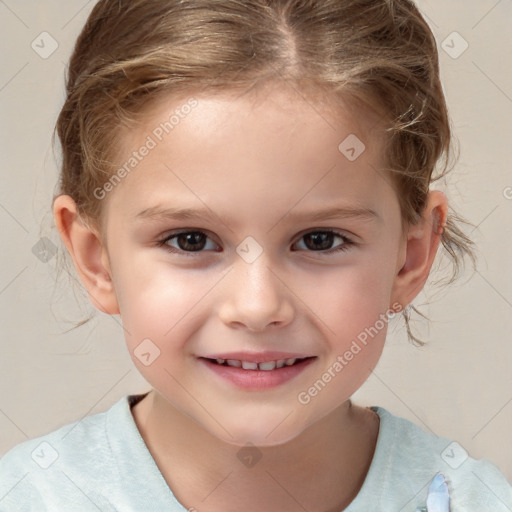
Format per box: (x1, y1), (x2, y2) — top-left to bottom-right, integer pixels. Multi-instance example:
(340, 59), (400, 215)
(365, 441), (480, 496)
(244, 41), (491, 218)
(241, 361), (258, 370)
(214, 357), (305, 370)
(258, 361), (276, 371)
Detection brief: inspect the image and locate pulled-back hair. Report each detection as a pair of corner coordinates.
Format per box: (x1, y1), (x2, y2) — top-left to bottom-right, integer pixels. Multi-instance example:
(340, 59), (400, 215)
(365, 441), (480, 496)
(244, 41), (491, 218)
(55, 0), (476, 343)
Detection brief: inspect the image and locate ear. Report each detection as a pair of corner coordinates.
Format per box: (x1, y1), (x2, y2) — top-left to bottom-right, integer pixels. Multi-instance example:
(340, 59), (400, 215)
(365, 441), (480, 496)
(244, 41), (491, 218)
(390, 190), (448, 310)
(53, 195), (120, 315)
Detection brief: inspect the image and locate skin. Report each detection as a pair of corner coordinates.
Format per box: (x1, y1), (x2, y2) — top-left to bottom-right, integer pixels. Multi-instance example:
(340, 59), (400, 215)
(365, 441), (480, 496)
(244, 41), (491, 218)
(54, 82), (448, 511)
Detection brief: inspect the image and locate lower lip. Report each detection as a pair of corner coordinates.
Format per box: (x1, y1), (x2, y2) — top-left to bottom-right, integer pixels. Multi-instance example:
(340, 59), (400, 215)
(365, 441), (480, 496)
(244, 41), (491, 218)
(199, 357), (316, 390)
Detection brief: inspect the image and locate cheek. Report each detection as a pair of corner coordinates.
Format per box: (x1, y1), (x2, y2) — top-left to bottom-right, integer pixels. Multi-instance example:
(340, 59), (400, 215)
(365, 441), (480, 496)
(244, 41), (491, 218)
(308, 259), (395, 380)
(298, 284), (390, 417)
(111, 258), (212, 347)
(301, 257), (396, 334)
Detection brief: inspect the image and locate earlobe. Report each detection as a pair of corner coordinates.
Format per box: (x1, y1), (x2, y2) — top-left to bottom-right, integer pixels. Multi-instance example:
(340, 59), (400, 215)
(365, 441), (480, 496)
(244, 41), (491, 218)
(53, 195), (120, 315)
(390, 190), (448, 310)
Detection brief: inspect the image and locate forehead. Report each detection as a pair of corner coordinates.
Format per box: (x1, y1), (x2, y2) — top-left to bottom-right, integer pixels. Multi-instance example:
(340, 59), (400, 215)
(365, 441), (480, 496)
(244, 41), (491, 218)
(103, 84), (396, 228)
(118, 82), (386, 160)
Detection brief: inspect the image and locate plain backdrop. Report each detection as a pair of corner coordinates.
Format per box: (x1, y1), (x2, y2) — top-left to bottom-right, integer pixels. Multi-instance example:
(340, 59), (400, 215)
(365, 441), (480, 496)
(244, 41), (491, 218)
(1, 0), (511, 481)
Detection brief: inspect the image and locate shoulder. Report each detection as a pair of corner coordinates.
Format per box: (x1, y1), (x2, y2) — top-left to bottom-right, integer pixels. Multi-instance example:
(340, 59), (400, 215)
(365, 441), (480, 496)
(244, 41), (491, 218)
(0, 396), (131, 511)
(0, 391), (196, 511)
(364, 407), (512, 511)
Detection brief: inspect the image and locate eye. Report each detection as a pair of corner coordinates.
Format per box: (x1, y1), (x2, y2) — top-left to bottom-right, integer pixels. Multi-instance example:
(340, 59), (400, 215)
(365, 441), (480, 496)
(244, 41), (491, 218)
(158, 230), (220, 254)
(157, 228), (355, 256)
(293, 229), (354, 254)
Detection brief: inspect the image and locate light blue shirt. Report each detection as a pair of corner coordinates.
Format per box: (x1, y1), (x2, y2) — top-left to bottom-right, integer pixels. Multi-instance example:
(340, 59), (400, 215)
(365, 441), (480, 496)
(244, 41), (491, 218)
(1, 394), (511, 511)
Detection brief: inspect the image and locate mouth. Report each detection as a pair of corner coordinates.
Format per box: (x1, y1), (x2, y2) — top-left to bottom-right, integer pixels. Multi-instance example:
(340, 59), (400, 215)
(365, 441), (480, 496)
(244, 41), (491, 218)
(198, 355), (317, 390)
(200, 356), (315, 371)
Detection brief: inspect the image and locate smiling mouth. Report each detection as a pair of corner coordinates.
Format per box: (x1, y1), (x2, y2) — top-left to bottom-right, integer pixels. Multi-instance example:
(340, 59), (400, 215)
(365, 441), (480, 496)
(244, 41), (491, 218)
(201, 357), (315, 371)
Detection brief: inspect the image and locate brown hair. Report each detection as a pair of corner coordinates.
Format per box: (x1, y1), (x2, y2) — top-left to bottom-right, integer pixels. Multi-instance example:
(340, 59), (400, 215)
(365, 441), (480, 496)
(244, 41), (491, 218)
(54, 0), (476, 344)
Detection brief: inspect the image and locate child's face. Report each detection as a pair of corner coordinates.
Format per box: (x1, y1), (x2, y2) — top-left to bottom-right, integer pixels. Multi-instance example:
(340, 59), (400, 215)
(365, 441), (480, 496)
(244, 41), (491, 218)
(101, 85), (408, 446)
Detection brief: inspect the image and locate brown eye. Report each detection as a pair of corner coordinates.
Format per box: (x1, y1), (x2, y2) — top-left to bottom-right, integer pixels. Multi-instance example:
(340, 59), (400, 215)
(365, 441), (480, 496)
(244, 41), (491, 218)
(303, 232), (335, 251)
(159, 231), (220, 254)
(174, 232), (207, 251)
(294, 230), (353, 253)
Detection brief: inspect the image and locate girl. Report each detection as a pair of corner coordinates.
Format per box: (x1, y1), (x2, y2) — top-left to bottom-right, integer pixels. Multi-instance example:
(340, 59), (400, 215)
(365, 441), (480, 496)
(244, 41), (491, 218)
(1, 0), (511, 510)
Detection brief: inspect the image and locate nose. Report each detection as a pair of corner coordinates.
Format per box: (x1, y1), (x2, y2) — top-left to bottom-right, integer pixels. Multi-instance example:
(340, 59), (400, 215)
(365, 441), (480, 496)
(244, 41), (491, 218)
(217, 254), (295, 332)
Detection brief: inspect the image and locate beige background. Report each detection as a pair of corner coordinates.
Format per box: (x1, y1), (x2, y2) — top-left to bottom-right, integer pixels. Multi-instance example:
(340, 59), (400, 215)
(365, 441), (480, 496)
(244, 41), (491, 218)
(1, 0), (511, 481)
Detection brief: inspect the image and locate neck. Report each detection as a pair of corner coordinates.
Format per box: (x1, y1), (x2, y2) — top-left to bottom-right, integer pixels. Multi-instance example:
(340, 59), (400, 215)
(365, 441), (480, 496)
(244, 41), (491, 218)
(132, 390), (379, 512)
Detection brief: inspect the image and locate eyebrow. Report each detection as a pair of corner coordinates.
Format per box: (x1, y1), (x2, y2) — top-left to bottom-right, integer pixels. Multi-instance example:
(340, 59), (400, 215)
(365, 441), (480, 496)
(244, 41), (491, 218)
(284, 206), (380, 223)
(136, 206), (221, 222)
(135, 205), (381, 224)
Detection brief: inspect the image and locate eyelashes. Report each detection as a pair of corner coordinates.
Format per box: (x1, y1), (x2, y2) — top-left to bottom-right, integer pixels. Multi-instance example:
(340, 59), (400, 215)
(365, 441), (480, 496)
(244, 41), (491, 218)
(157, 229), (355, 257)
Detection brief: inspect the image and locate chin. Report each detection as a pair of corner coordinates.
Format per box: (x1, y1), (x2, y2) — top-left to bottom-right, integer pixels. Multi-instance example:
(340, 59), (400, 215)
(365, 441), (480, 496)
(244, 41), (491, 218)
(221, 430), (300, 448)
(205, 413), (308, 448)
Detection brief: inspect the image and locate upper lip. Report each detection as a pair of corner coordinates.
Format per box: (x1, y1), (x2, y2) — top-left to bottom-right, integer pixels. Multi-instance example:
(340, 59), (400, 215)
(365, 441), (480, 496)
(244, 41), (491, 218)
(199, 351), (315, 363)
